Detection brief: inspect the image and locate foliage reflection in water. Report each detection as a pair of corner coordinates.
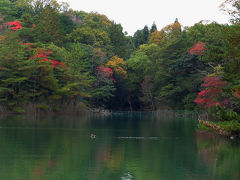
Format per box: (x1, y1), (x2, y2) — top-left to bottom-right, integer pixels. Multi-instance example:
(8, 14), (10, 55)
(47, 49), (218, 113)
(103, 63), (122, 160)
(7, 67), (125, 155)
(0, 111), (239, 180)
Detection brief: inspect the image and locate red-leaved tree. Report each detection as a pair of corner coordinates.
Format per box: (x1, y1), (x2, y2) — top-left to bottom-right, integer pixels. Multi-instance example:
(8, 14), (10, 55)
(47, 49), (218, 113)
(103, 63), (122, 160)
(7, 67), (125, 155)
(21, 43), (34, 50)
(189, 42), (206, 55)
(95, 66), (115, 82)
(7, 21), (23, 31)
(194, 76), (229, 108)
(27, 47), (65, 69)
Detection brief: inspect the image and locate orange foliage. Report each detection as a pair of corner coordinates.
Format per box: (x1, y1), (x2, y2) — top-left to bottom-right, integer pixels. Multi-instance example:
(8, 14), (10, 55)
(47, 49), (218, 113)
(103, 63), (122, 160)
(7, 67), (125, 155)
(149, 20), (181, 44)
(162, 20), (181, 35)
(148, 30), (165, 45)
(0, 35), (5, 41)
(232, 88), (240, 98)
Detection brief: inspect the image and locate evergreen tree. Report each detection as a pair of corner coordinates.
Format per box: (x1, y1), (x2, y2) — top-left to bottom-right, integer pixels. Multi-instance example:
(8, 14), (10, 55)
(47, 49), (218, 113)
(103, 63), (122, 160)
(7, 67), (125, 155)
(150, 22), (157, 33)
(143, 25), (149, 43)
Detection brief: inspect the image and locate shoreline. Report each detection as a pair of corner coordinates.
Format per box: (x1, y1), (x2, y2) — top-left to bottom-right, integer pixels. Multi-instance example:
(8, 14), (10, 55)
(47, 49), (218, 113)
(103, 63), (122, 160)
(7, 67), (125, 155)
(198, 119), (240, 139)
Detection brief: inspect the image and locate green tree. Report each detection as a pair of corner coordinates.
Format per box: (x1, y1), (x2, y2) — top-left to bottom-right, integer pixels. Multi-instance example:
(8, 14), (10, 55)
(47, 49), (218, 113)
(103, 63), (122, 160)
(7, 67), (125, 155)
(150, 22), (157, 33)
(143, 25), (149, 43)
(15, 0), (66, 15)
(0, 0), (17, 21)
(108, 22), (128, 58)
(133, 29), (145, 48)
(33, 6), (64, 45)
(0, 33), (59, 111)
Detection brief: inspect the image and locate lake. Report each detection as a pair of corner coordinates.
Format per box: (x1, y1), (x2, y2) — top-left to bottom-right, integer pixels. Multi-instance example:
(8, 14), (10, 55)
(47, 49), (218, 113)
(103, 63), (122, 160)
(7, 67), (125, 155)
(0, 111), (239, 180)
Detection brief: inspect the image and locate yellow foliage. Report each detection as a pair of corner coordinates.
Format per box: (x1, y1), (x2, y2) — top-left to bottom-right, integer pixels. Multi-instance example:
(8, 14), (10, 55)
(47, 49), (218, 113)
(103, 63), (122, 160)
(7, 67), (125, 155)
(0, 35), (5, 41)
(106, 56), (127, 77)
(163, 21), (181, 34)
(100, 14), (112, 27)
(149, 20), (181, 45)
(148, 30), (166, 45)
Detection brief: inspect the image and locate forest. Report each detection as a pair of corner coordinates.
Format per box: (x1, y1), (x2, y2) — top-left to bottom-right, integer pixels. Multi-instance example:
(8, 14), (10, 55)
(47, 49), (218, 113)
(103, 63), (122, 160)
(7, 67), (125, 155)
(0, 0), (240, 122)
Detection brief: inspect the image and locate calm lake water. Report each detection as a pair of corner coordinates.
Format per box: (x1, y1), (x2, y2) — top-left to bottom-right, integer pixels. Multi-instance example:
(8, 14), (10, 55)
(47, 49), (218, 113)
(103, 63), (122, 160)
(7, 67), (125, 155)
(0, 111), (239, 180)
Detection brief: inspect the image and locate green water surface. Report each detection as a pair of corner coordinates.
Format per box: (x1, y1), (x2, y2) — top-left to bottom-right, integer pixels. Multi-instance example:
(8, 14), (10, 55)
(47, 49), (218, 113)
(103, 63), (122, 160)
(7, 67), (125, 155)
(0, 111), (239, 180)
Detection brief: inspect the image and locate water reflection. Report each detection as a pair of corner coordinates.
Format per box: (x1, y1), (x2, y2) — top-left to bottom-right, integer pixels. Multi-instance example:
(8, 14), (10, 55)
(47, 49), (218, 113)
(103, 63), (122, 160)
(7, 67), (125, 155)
(195, 131), (240, 180)
(0, 112), (238, 179)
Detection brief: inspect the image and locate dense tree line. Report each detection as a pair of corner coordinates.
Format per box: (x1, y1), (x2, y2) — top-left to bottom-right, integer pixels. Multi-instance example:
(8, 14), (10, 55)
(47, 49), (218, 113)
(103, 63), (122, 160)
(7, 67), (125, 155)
(0, 0), (240, 119)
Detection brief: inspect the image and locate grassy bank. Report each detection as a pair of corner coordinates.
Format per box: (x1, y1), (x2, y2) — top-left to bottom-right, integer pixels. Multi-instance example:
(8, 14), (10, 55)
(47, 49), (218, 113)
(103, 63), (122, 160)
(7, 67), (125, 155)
(198, 120), (240, 138)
